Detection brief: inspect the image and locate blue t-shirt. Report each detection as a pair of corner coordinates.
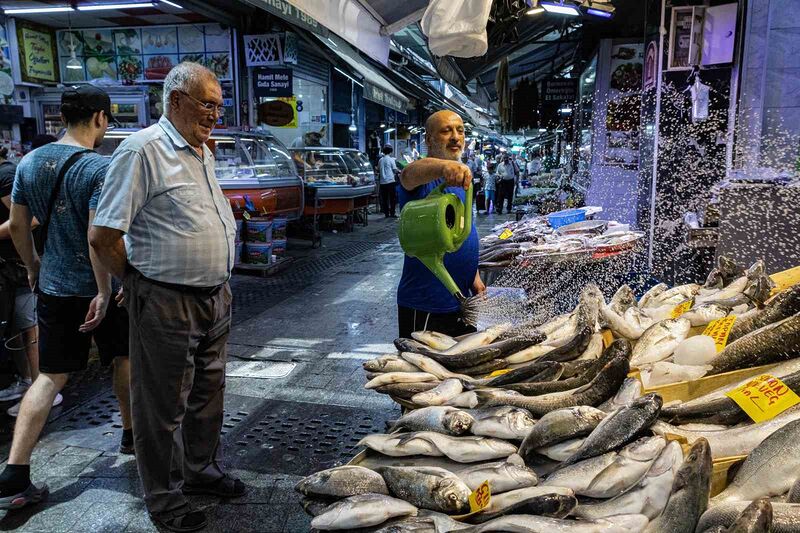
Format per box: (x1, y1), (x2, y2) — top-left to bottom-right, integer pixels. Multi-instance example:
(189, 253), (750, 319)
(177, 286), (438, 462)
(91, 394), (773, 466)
(397, 178), (479, 313)
(12, 143), (108, 297)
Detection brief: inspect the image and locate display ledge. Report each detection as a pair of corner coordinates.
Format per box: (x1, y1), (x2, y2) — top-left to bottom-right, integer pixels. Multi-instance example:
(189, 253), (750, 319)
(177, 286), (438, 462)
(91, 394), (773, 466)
(218, 176), (303, 190)
(308, 184), (376, 199)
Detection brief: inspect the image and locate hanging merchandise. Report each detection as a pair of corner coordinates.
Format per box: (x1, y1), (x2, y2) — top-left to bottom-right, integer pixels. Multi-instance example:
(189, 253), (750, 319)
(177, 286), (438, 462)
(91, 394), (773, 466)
(496, 58), (511, 132)
(420, 0), (493, 58)
(691, 76), (711, 123)
(512, 77), (540, 130)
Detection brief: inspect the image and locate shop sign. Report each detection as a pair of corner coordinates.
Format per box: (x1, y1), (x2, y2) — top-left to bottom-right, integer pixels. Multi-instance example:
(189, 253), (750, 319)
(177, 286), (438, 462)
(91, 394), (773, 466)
(541, 78), (578, 104)
(257, 96), (298, 128)
(364, 82), (408, 114)
(253, 67), (292, 98)
(254, 0), (329, 38)
(17, 23), (57, 83)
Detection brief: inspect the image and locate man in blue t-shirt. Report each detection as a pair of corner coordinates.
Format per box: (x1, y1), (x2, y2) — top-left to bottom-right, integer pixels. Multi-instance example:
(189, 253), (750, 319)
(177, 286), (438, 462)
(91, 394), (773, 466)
(397, 110), (485, 338)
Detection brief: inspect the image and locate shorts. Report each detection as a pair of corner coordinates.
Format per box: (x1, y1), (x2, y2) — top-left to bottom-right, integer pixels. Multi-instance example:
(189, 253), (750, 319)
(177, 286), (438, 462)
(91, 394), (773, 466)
(38, 292), (129, 374)
(12, 287), (37, 332)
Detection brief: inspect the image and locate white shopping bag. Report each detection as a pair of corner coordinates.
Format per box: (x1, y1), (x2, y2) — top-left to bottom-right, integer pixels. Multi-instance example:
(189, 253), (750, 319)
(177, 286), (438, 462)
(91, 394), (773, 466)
(420, 0), (493, 58)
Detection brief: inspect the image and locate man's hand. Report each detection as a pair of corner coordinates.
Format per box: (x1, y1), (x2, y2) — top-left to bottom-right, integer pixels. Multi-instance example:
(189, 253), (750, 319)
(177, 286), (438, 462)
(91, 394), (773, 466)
(79, 292), (109, 332)
(26, 259), (40, 291)
(440, 161), (472, 190)
(115, 286), (125, 307)
(473, 272), (486, 295)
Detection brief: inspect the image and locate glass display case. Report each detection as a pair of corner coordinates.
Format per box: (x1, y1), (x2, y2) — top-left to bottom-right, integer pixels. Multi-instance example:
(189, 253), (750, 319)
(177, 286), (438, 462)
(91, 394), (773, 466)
(290, 147), (376, 199)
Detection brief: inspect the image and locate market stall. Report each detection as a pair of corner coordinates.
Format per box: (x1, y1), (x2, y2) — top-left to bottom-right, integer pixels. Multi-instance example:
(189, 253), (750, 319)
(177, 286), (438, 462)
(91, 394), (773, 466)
(290, 146), (376, 240)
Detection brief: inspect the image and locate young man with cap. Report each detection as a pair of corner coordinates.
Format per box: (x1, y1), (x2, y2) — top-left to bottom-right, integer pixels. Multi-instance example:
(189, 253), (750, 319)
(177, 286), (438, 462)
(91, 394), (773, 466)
(0, 85), (133, 510)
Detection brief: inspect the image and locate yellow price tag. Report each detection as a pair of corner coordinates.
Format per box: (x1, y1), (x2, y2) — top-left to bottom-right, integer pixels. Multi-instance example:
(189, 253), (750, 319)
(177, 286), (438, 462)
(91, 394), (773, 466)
(670, 299), (694, 319)
(702, 316), (737, 353)
(469, 480), (491, 513)
(601, 329), (614, 349)
(725, 374), (800, 423)
(488, 369), (512, 377)
(499, 229), (513, 240)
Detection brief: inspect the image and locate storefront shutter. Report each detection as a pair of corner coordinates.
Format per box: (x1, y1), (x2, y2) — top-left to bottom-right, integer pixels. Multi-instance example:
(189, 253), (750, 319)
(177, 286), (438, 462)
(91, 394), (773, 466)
(294, 40), (330, 85)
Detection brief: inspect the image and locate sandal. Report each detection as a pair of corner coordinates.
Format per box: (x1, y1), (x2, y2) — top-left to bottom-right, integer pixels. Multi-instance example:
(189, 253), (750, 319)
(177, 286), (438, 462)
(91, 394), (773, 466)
(151, 508), (207, 532)
(183, 475), (246, 498)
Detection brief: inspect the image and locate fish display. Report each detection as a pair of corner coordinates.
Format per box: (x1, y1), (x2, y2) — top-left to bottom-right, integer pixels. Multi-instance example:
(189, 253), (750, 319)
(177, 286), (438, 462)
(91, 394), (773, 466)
(518, 406), (606, 463)
(377, 466), (472, 514)
(467, 406), (536, 440)
(456, 460), (539, 494)
(295, 465), (388, 498)
(707, 314), (800, 375)
(388, 406), (475, 436)
(310, 493), (418, 530)
(698, 502), (800, 533)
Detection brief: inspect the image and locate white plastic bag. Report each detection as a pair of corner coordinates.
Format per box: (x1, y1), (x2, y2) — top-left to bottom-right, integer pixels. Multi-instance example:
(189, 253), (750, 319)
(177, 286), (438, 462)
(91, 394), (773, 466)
(420, 0), (493, 58)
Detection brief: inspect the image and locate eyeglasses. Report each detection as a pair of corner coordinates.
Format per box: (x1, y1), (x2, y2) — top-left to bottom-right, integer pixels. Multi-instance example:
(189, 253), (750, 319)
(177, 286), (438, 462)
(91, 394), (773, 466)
(178, 90), (226, 117)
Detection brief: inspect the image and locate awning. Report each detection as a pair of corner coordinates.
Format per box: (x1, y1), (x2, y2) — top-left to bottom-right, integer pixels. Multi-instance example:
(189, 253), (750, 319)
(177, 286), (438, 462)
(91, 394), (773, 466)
(314, 33), (410, 114)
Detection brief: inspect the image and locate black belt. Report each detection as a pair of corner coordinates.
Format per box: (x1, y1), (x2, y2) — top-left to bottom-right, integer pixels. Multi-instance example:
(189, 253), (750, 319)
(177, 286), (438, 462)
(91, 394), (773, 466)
(128, 266), (225, 296)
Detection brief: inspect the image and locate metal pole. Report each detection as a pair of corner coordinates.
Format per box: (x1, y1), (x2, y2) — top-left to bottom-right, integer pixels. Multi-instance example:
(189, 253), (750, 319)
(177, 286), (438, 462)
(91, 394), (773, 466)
(648, 0), (667, 272)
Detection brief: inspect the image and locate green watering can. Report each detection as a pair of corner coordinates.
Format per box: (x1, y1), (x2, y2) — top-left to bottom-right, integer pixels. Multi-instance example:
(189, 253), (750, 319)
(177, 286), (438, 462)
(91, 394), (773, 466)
(398, 182), (473, 302)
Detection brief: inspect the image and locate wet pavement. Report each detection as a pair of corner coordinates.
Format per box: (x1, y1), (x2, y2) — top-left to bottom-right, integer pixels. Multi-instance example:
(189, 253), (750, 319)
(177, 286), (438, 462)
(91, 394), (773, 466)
(0, 210), (514, 533)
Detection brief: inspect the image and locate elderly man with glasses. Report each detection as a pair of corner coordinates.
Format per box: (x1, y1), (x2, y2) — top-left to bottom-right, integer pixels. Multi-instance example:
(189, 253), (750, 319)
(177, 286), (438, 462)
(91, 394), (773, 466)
(89, 62), (240, 533)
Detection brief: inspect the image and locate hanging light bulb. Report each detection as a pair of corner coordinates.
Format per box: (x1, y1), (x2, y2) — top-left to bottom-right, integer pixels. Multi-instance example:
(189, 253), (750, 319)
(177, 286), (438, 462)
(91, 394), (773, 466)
(348, 115), (357, 132)
(66, 18), (81, 70)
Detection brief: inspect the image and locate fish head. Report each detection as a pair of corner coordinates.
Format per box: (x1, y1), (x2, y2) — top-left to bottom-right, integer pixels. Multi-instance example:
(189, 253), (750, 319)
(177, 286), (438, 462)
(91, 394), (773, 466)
(604, 338), (633, 361)
(508, 409), (537, 433)
(673, 437), (712, 492)
(504, 463), (539, 486)
(704, 268), (724, 289)
(622, 436), (667, 461)
(433, 477), (471, 514)
(744, 275), (776, 305)
(746, 259), (766, 279)
(611, 285), (636, 309)
(444, 411), (475, 435)
(663, 318), (692, 337)
(733, 499), (773, 532)
(631, 392), (663, 416)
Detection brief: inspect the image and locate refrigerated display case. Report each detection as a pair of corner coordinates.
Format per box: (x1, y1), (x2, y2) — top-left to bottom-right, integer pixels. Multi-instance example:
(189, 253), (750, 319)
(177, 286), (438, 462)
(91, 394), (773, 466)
(290, 147), (376, 199)
(34, 86), (149, 135)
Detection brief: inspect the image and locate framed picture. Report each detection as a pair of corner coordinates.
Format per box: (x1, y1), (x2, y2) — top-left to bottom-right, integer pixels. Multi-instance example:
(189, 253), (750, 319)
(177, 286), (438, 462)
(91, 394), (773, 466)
(16, 21), (58, 83)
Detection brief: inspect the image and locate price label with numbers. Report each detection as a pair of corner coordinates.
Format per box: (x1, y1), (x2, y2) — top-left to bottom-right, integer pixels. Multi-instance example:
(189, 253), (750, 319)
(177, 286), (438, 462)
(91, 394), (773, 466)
(468, 480), (491, 513)
(702, 316), (737, 352)
(488, 369), (512, 377)
(726, 374), (800, 423)
(498, 229), (513, 240)
(670, 299), (694, 319)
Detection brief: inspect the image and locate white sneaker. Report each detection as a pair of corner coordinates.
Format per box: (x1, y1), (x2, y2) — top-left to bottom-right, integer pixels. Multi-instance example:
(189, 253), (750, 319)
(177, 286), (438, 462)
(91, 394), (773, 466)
(0, 379), (31, 402)
(7, 393), (63, 418)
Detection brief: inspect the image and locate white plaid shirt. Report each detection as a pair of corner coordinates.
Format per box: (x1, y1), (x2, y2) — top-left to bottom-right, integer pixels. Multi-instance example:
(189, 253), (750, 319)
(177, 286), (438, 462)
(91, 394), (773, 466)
(94, 116), (236, 287)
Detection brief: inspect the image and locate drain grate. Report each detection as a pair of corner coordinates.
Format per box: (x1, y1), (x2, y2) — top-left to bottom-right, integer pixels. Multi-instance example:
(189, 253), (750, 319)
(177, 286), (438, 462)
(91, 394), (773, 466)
(223, 399), (397, 476)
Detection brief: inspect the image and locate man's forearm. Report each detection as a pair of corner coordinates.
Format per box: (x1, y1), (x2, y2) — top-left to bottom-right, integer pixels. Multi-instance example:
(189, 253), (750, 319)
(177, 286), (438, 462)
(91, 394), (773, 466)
(10, 220), (36, 270)
(400, 158), (445, 191)
(94, 239), (127, 280)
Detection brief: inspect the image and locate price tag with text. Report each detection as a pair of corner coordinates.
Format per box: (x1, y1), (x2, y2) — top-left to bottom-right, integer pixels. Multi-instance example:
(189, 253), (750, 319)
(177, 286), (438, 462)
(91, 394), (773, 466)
(498, 229), (513, 240)
(469, 480), (491, 513)
(702, 316), (737, 352)
(488, 369), (512, 377)
(670, 299), (694, 319)
(725, 374), (800, 423)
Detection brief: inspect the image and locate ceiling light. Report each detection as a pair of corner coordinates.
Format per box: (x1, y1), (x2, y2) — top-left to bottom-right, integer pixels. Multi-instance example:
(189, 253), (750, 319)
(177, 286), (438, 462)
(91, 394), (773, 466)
(3, 6), (74, 13)
(540, 1), (580, 16)
(586, 7), (613, 18)
(380, 123), (386, 128)
(67, 55), (83, 70)
(538, 128), (547, 132)
(77, 2), (156, 10)
(384, 128), (396, 134)
(159, 0), (183, 7)
(559, 107), (573, 114)
(348, 119), (357, 132)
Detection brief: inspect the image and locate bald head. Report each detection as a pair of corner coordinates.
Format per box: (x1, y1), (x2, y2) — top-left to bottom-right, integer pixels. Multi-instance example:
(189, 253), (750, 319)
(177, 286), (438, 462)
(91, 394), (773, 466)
(425, 110), (465, 161)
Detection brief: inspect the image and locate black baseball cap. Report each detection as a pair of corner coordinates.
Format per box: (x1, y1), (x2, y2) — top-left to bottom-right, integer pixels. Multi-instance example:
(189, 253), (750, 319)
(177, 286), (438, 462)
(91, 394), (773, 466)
(61, 85), (120, 127)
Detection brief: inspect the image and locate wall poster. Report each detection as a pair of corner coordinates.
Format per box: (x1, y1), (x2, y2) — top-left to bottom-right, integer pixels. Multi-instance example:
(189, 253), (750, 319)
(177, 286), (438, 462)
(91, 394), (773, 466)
(16, 21), (57, 83)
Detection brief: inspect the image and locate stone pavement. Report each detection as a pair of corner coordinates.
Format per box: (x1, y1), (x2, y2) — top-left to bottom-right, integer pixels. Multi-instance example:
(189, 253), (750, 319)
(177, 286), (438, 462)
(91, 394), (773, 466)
(0, 210), (514, 533)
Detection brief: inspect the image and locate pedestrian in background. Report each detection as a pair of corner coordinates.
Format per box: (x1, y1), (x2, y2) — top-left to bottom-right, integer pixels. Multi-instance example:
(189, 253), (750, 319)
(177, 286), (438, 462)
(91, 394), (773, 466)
(484, 162), (497, 215)
(90, 62), (242, 533)
(0, 85), (132, 510)
(378, 144), (399, 218)
(495, 154), (516, 214)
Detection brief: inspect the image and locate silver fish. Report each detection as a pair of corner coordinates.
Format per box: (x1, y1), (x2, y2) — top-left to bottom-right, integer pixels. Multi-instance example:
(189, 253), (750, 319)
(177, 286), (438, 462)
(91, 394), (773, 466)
(375, 382), (438, 399)
(720, 499), (773, 533)
(400, 432), (518, 463)
(789, 478), (800, 504)
(411, 331), (457, 351)
(696, 276), (749, 306)
(649, 283), (701, 307)
(714, 419), (800, 503)
(610, 285), (637, 315)
(577, 333), (605, 360)
(728, 285), (800, 343)
(469, 406), (536, 440)
(643, 438), (712, 533)
(484, 486), (574, 515)
(698, 502), (800, 533)
(598, 377), (642, 412)
(446, 391), (479, 408)
(519, 406), (606, 464)
(364, 355), (421, 373)
(461, 514), (650, 533)
(388, 406), (474, 436)
(400, 352), (476, 383)
(572, 440), (683, 520)
(681, 303), (730, 327)
(630, 318), (691, 366)
(365, 372), (439, 389)
(295, 465), (388, 498)
(441, 324), (512, 355)
(600, 305), (646, 340)
(536, 438), (585, 462)
(376, 466), (471, 514)
(358, 433), (441, 457)
(411, 379), (464, 407)
(457, 460), (539, 493)
(640, 283), (668, 308)
(310, 493), (418, 530)
(707, 314), (800, 375)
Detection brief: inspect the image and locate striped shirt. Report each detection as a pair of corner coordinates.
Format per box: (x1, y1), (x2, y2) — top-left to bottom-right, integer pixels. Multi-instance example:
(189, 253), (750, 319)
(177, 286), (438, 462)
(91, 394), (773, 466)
(93, 116), (236, 287)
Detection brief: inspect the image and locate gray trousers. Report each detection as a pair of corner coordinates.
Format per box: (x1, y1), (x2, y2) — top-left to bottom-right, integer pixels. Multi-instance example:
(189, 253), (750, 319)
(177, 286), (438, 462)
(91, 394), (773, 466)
(125, 270), (232, 517)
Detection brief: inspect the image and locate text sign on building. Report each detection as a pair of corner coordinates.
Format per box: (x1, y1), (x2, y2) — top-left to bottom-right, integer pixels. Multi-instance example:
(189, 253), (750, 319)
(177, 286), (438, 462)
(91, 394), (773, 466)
(364, 82), (408, 114)
(253, 67), (293, 98)
(541, 78), (578, 104)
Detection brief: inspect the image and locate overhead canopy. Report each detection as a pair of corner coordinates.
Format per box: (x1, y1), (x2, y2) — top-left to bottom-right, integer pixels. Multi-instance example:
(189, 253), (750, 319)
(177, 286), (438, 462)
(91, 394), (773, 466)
(315, 33), (410, 114)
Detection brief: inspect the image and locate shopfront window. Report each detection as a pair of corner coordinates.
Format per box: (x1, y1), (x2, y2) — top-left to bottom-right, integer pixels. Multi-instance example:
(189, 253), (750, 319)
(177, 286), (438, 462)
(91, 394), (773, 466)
(255, 75), (328, 148)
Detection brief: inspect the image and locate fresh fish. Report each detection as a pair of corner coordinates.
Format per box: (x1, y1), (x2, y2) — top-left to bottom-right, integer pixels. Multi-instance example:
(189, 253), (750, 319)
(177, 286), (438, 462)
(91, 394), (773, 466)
(643, 438), (712, 533)
(519, 406), (606, 463)
(457, 460), (539, 494)
(660, 369), (800, 425)
(430, 337), (542, 370)
(372, 511), (471, 533)
(301, 496), (330, 517)
(729, 285), (800, 343)
(375, 382), (439, 399)
(538, 324), (594, 363)
(400, 352), (475, 382)
(572, 441), (683, 520)
(525, 362), (566, 382)
(481, 486), (574, 515)
(376, 466), (471, 514)
(295, 465), (389, 498)
(601, 305), (647, 340)
(577, 333), (605, 360)
(696, 276), (749, 306)
(446, 391), (479, 408)
(536, 312), (576, 337)
(559, 359), (596, 379)
(707, 314), (800, 375)
(704, 256), (746, 289)
(469, 493), (577, 524)
(358, 433), (442, 457)
(652, 406), (800, 458)
(630, 318), (691, 367)
(506, 344), (557, 364)
(399, 432), (517, 463)
(640, 283), (668, 308)
(639, 361), (710, 388)
(364, 355), (421, 374)
(411, 379), (463, 406)
(460, 358), (509, 377)
(395, 337), (441, 355)
(441, 324), (513, 355)
(789, 478), (800, 504)
(411, 331), (457, 351)
(598, 377), (642, 412)
(721, 499), (773, 533)
(485, 361), (561, 387)
(649, 283), (701, 307)
(744, 273), (777, 307)
(469, 406), (536, 440)
(388, 406), (474, 436)
(365, 372), (439, 389)
(310, 493), (418, 530)
(678, 422), (730, 431)
(681, 303), (731, 327)
(536, 437), (586, 462)
(562, 393), (663, 466)
(477, 356), (630, 417)
(610, 285), (637, 315)
(714, 419), (800, 503)
(460, 514), (650, 533)
(698, 502), (800, 533)
(544, 437), (666, 499)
